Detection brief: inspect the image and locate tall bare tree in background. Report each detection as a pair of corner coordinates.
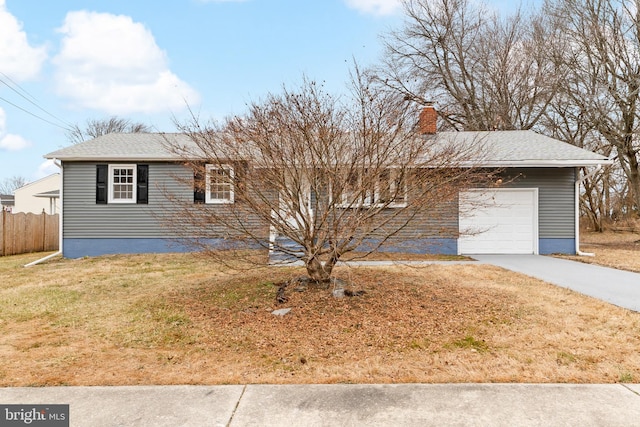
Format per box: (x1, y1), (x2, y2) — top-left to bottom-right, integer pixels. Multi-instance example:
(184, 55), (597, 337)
(378, 0), (640, 227)
(0, 175), (28, 194)
(67, 116), (151, 144)
(166, 76), (489, 283)
(545, 0), (640, 219)
(540, 97), (615, 230)
(378, 0), (559, 131)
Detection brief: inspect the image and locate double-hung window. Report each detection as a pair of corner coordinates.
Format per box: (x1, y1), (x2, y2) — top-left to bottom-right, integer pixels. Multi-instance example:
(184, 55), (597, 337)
(205, 164), (234, 204)
(109, 165), (136, 203)
(339, 168), (406, 208)
(96, 164), (148, 204)
(376, 169), (407, 207)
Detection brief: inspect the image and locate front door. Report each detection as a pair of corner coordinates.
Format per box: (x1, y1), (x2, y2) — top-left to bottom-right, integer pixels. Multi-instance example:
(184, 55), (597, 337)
(278, 177), (312, 232)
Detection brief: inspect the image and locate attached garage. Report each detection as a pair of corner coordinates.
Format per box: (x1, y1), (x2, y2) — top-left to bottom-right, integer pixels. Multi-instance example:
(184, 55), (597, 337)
(458, 188), (538, 254)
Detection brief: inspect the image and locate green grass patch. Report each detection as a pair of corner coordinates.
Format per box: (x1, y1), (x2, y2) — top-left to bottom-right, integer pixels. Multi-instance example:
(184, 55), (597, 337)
(556, 351), (577, 365)
(449, 335), (489, 352)
(0, 287), (83, 324)
(618, 370), (634, 383)
(118, 300), (196, 347)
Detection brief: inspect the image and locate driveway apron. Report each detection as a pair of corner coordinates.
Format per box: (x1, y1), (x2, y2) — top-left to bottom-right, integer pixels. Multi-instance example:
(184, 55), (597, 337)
(473, 255), (640, 312)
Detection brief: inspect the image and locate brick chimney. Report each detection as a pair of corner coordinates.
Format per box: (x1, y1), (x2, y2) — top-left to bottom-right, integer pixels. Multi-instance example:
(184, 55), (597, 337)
(418, 104), (437, 134)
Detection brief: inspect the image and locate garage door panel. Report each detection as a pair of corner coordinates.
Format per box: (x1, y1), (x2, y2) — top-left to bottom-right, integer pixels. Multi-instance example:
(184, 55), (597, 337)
(459, 189), (538, 254)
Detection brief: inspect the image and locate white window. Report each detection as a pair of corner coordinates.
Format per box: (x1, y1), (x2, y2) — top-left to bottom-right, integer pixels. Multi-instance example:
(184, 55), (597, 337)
(206, 164), (234, 204)
(108, 165), (136, 203)
(376, 169), (407, 207)
(339, 168), (406, 208)
(340, 170), (373, 207)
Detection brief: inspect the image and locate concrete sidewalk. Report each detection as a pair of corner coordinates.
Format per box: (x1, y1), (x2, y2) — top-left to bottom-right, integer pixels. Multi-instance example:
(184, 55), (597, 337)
(2, 383), (640, 426)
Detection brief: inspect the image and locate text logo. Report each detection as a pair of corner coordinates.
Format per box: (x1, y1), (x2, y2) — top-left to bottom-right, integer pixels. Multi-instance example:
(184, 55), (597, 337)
(0, 405), (68, 426)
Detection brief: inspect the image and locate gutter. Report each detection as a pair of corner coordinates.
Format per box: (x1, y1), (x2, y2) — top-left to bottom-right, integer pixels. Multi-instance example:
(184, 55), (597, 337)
(575, 165), (602, 257)
(457, 159), (613, 168)
(24, 159), (64, 267)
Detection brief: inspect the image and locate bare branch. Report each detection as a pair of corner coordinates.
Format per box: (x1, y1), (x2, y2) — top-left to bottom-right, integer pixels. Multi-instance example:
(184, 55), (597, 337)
(67, 116), (152, 144)
(163, 75), (489, 283)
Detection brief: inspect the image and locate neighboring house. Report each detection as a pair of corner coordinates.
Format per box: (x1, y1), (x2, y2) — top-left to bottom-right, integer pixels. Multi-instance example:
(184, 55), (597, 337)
(0, 194), (14, 212)
(44, 116), (610, 259)
(13, 174), (61, 215)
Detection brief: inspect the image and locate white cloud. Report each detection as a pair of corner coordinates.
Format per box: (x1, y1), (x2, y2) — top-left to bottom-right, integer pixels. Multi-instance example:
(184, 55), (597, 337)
(0, 0), (47, 80)
(53, 11), (200, 114)
(344, 0), (402, 16)
(0, 107), (31, 151)
(35, 159), (59, 179)
(0, 133), (31, 151)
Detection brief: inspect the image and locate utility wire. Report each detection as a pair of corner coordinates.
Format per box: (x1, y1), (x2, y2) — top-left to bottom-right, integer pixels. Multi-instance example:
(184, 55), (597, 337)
(0, 72), (74, 131)
(0, 72), (38, 103)
(0, 94), (72, 131)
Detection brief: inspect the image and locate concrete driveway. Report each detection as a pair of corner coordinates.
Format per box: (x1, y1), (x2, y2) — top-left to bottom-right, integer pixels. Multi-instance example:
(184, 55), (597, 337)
(473, 255), (640, 312)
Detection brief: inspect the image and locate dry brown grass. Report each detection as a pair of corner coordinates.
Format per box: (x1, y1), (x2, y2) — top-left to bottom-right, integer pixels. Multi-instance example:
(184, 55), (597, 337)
(1, 251), (639, 386)
(560, 230), (640, 273)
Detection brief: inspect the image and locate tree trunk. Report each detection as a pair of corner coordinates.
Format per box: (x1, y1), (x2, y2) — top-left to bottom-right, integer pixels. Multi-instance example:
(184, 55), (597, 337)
(305, 256), (332, 283)
(626, 159), (640, 217)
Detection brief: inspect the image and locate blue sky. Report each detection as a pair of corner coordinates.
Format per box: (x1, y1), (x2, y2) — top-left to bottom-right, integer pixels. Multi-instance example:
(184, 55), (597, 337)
(0, 0), (535, 185)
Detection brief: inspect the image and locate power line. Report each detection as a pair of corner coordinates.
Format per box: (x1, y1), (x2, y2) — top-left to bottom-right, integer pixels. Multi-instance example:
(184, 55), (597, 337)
(0, 72), (74, 131)
(0, 94), (72, 132)
(0, 72), (38, 104)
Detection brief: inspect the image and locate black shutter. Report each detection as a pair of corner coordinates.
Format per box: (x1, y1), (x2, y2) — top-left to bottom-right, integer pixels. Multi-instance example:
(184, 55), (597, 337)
(137, 164), (149, 204)
(96, 164), (108, 204)
(194, 166), (205, 204)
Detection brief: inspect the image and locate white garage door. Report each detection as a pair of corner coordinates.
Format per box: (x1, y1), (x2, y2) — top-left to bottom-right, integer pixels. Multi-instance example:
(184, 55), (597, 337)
(458, 189), (538, 254)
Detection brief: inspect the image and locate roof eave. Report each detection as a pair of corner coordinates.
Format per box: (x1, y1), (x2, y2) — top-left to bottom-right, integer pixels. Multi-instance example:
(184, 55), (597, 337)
(45, 156), (182, 162)
(45, 156), (613, 168)
(463, 159), (613, 168)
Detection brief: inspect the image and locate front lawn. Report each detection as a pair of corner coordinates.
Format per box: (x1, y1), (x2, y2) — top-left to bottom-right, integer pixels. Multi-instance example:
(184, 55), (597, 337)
(0, 251), (639, 385)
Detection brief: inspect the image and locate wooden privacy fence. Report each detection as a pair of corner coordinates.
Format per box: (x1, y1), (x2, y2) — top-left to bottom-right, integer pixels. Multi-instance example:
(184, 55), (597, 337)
(0, 210), (59, 256)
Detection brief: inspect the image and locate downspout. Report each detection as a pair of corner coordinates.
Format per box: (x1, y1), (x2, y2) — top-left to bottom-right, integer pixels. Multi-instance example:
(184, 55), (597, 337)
(575, 165), (601, 257)
(25, 159), (63, 267)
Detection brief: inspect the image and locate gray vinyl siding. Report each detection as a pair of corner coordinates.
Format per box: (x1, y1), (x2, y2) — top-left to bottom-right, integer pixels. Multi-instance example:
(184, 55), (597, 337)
(63, 162), (575, 241)
(62, 161), (269, 239)
(360, 201), (458, 240)
(500, 168), (576, 238)
(307, 167), (575, 242)
(63, 162), (185, 238)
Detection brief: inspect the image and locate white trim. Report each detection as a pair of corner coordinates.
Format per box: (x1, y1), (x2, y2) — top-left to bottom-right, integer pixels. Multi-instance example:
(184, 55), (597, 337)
(575, 166), (601, 256)
(458, 188), (539, 255)
(45, 156), (613, 168)
(456, 160), (612, 168)
(108, 164), (137, 204)
(205, 164), (234, 204)
(57, 159), (63, 255)
(337, 168), (408, 209)
(278, 177), (312, 231)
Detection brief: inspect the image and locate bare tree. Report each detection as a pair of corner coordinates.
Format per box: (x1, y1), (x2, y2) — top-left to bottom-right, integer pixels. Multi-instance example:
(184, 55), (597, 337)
(166, 76), (489, 283)
(539, 92), (612, 229)
(380, 0), (633, 226)
(546, 0), (640, 216)
(377, 0), (559, 131)
(67, 116), (151, 144)
(0, 175), (28, 194)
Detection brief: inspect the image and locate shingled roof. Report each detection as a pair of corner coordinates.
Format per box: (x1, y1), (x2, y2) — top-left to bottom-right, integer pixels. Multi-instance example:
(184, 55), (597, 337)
(433, 130), (610, 167)
(45, 133), (192, 161)
(45, 130), (610, 167)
